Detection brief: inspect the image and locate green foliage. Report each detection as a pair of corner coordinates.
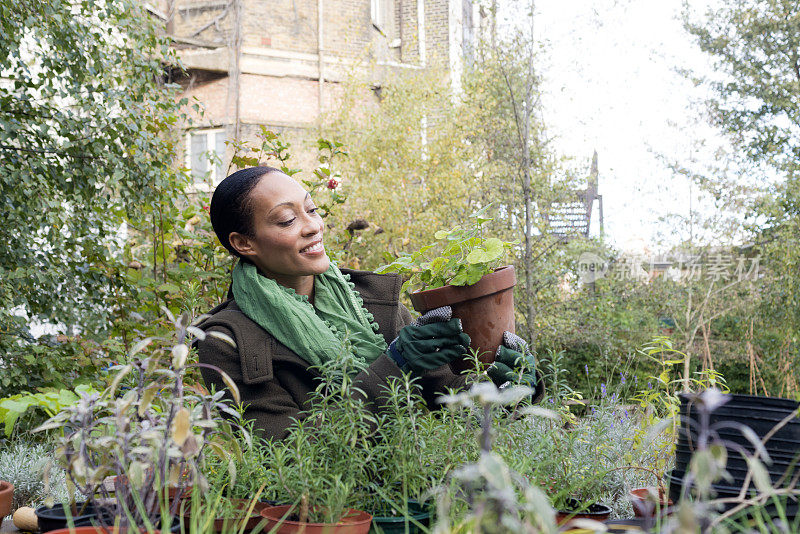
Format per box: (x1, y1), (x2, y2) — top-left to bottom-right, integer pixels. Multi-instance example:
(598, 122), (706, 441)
(681, 0), (800, 397)
(377, 205), (516, 293)
(0, 384), (101, 437)
(683, 0), (800, 174)
(0, 0), (215, 399)
(632, 337), (729, 443)
(435, 382), (560, 533)
(537, 349), (579, 403)
(0, 0), (189, 335)
(0, 334), (117, 398)
(264, 348), (375, 524)
(0, 441), (70, 509)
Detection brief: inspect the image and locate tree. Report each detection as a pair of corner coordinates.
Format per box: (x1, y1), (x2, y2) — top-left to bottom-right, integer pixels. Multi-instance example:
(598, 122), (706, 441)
(323, 10), (580, 341)
(684, 0), (800, 175)
(0, 0), (191, 390)
(683, 0), (800, 393)
(463, 2), (576, 339)
(323, 69), (478, 271)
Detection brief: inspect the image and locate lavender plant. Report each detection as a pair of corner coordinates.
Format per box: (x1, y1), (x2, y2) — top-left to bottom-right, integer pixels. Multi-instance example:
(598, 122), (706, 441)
(433, 382), (575, 534)
(0, 442), (69, 510)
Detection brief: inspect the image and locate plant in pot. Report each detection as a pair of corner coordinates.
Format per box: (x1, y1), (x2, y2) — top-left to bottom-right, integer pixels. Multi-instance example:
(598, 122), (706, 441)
(179, 482), (270, 534)
(601, 465), (671, 518)
(34, 311), (244, 534)
(181, 419), (275, 534)
(433, 382), (569, 533)
(544, 452), (611, 525)
(350, 375), (446, 534)
(516, 405), (612, 525)
(377, 206), (517, 372)
(259, 351), (374, 534)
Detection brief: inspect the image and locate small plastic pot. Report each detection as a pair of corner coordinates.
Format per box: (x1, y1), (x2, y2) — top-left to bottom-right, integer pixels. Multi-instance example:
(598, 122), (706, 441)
(555, 499), (612, 526)
(0, 481), (14, 530)
(260, 505), (372, 534)
(629, 487), (672, 517)
(369, 500), (430, 534)
(180, 498), (269, 533)
(36, 502), (109, 533)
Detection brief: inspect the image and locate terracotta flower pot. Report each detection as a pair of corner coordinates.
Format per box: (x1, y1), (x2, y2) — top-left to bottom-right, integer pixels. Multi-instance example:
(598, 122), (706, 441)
(45, 527), (160, 534)
(0, 481), (14, 529)
(260, 505), (372, 534)
(629, 487), (672, 517)
(409, 266), (516, 373)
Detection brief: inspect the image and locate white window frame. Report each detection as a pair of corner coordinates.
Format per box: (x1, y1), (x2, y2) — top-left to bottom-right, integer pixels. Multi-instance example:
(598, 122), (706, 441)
(371, 0), (386, 31)
(185, 128), (227, 191)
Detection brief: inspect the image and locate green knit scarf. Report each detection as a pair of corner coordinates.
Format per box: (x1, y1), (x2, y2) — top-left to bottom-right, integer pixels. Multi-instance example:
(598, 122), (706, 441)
(231, 260), (388, 370)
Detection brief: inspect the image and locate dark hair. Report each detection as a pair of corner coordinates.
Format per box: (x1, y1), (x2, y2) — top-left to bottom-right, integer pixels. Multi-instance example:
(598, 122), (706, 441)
(210, 166), (280, 256)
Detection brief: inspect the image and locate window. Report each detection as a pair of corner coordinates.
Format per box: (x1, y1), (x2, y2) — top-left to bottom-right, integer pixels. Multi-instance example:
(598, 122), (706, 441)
(186, 129), (226, 185)
(371, 0), (386, 30)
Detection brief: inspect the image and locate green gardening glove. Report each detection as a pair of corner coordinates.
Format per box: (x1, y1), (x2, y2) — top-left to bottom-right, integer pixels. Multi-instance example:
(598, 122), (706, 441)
(488, 331), (538, 389)
(388, 306), (471, 374)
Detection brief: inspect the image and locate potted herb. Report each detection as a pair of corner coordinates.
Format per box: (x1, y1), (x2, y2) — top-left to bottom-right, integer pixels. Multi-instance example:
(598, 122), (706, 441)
(34, 311), (243, 534)
(554, 498), (612, 526)
(603, 466), (671, 517)
(436, 382), (562, 532)
(515, 401), (612, 526)
(180, 428), (273, 534)
(377, 206), (517, 371)
(259, 352), (374, 533)
(351, 376), (441, 534)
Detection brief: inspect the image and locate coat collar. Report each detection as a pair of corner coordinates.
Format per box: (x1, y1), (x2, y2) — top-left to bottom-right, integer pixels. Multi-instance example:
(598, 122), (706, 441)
(200, 270), (404, 385)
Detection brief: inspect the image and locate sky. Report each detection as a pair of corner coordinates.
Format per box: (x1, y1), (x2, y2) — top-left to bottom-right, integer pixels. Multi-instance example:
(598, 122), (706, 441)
(526, 0), (724, 253)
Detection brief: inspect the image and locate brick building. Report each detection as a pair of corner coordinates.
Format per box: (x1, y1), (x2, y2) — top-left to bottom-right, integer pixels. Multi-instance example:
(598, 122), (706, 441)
(149, 0), (486, 184)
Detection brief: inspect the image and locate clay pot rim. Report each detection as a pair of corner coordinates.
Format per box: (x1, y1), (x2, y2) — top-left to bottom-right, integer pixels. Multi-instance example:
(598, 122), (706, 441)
(259, 505), (372, 527)
(409, 265), (516, 312)
(0, 480), (13, 494)
(43, 528), (160, 534)
(629, 487), (672, 503)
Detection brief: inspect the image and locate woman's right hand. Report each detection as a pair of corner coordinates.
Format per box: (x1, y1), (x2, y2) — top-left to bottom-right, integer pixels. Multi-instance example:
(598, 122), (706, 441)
(387, 306), (471, 374)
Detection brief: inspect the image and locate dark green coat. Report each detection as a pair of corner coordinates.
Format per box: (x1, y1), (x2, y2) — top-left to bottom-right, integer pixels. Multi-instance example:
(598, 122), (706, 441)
(196, 269), (467, 441)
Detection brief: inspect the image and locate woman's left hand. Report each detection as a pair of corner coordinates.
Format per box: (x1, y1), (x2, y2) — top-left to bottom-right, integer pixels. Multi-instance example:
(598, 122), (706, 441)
(487, 331), (537, 388)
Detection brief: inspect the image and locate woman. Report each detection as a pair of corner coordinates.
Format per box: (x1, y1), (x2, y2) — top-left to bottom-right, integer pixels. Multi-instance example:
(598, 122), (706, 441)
(197, 166), (538, 441)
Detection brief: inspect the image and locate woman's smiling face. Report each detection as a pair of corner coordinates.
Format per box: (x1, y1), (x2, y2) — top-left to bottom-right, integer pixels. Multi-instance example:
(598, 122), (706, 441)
(229, 171), (329, 290)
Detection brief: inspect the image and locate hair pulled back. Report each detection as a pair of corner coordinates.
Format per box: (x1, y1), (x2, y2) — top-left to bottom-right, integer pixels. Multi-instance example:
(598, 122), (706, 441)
(210, 166), (280, 256)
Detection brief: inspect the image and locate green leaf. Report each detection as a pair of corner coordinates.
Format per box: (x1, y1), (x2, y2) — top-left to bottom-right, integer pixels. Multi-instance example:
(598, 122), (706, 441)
(157, 282), (179, 293)
(482, 237), (504, 259)
(466, 248), (489, 264)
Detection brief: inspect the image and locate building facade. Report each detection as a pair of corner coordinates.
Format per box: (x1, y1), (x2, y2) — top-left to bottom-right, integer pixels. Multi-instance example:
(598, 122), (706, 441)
(149, 0), (485, 183)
